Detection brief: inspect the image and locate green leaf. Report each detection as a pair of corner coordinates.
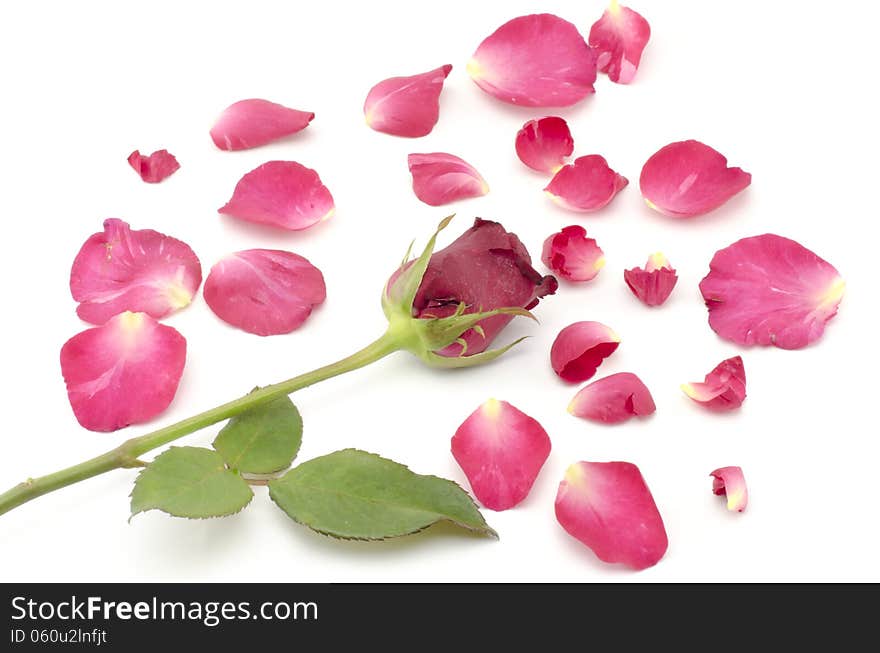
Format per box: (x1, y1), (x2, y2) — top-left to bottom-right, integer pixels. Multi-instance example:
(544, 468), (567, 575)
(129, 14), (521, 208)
(212, 393), (303, 474)
(268, 448), (496, 540)
(130, 447), (253, 519)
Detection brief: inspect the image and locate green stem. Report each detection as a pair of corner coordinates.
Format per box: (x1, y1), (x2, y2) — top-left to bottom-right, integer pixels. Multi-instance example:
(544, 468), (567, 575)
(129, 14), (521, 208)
(0, 327), (404, 517)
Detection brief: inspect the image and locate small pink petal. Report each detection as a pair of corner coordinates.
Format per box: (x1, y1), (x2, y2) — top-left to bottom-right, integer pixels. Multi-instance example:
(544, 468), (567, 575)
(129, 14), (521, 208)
(408, 153), (489, 206)
(515, 117), (574, 173)
(218, 161), (334, 231)
(210, 99), (314, 151)
(204, 249), (326, 336)
(451, 399), (551, 511)
(60, 312), (186, 432)
(127, 150), (180, 183)
(541, 225), (605, 282)
(468, 14), (597, 107)
(699, 234), (845, 349)
(710, 466), (748, 512)
(545, 155), (628, 212)
(70, 218), (202, 325)
(364, 65), (452, 137)
(589, 1), (651, 84)
(568, 372), (656, 424)
(551, 321), (620, 383)
(556, 461), (668, 570)
(682, 356), (747, 412)
(623, 252), (678, 306)
(640, 140), (751, 217)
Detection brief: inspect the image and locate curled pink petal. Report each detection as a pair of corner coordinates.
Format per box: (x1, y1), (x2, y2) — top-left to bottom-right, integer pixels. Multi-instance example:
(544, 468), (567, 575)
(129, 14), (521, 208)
(624, 252), (678, 306)
(127, 149), (180, 183)
(568, 372), (655, 424)
(699, 234), (845, 349)
(218, 161), (334, 231)
(640, 140), (751, 217)
(70, 218), (202, 325)
(451, 399), (551, 511)
(364, 65), (452, 137)
(551, 321), (620, 383)
(710, 466), (748, 512)
(210, 99), (314, 151)
(545, 155), (628, 212)
(556, 461), (668, 570)
(589, 1), (651, 84)
(541, 225), (605, 282)
(515, 117), (574, 173)
(408, 153), (489, 206)
(60, 312), (186, 432)
(468, 14), (597, 107)
(204, 249), (326, 336)
(682, 356), (747, 412)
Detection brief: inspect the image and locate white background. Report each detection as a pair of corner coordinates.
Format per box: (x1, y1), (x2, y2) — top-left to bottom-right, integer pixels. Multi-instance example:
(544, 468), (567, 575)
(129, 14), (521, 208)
(1, 0), (877, 582)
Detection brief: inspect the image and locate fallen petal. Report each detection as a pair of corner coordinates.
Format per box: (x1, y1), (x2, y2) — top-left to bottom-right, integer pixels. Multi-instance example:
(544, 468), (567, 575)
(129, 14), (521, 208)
(556, 461), (668, 570)
(408, 153), (489, 206)
(682, 356), (747, 412)
(127, 149), (180, 183)
(204, 249), (326, 336)
(640, 140), (751, 217)
(468, 13), (597, 107)
(589, 1), (651, 84)
(210, 99), (314, 151)
(710, 466), (748, 512)
(218, 161), (334, 231)
(60, 312), (187, 432)
(515, 116), (574, 173)
(70, 218), (202, 325)
(568, 372), (655, 424)
(699, 234), (845, 349)
(541, 225), (605, 282)
(623, 252), (678, 306)
(545, 155), (628, 212)
(551, 321), (620, 383)
(364, 65), (452, 137)
(451, 399), (551, 511)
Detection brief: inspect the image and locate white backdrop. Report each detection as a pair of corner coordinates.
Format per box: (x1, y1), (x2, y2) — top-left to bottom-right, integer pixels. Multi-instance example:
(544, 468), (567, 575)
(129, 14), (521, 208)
(1, 0), (877, 582)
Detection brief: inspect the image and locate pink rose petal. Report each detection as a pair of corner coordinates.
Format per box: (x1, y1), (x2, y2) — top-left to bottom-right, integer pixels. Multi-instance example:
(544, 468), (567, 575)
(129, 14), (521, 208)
(218, 161), (334, 231)
(541, 225), (605, 282)
(568, 372), (655, 424)
(210, 99), (314, 151)
(640, 140), (751, 217)
(624, 252), (678, 306)
(710, 466), (748, 512)
(551, 321), (620, 383)
(204, 249), (326, 336)
(60, 312), (187, 432)
(556, 461), (668, 570)
(127, 149), (180, 183)
(364, 65), (452, 137)
(682, 356), (747, 412)
(468, 14), (597, 107)
(589, 1), (651, 84)
(451, 399), (551, 511)
(70, 218), (202, 325)
(515, 116), (574, 173)
(699, 234), (845, 349)
(545, 155), (628, 212)
(408, 153), (489, 206)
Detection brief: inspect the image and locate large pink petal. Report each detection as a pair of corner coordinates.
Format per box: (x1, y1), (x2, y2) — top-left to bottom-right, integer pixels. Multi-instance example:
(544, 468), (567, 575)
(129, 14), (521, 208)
(699, 234), (845, 349)
(556, 461), (668, 570)
(589, 1), (651, 84)
(204, 249), (326, 336)
(640, 140), (751, 217)
(551, 321), (620, 383)
(682, 356), (747, 412)
(364, 65), (452, 137)
(568, 372), (655, 424)
(70, 218), (202, 325)
(515, 116), (574, 173)
(710, 466), (748, 512)
(218, 161), (334, 231)
(623, 252), (678, 306)
(468, 14), (597, 107)
(127, 149), (180, 183)
(451, 399), (551, 511)
(60, 312), (186, 432)
(545, 155), (628, 212)
(541, 225), (605, 282)
(210, 99), (314, 151)
(408, 153), (489, 206)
